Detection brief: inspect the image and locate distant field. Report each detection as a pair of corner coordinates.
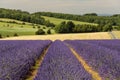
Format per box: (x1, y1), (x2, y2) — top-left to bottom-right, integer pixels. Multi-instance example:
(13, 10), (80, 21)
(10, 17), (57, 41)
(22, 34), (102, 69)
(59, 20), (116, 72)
(2, 32), (111, 40)
(112, 31), (120, 39)
(0, 18), (53, 37)
(42, 16), (98, 25)
(0, 18), (31, 25)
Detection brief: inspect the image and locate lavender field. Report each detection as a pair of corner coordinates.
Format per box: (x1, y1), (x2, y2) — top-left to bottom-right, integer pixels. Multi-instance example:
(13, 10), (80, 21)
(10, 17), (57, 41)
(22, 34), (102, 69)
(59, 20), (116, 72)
(0, 40), (120, 80)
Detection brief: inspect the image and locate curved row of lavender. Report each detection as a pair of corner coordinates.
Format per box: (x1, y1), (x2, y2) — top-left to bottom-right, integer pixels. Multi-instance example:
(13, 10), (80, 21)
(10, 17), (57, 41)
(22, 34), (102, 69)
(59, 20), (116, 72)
(34, 40), (93, 80)
(64, 40), (120, 80)
(0, 40), (51, 80)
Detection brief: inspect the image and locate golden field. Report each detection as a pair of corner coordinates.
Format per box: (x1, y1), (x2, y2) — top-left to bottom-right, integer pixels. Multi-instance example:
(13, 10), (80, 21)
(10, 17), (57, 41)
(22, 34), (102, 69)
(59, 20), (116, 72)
(1, 32), (111, 41)
(112, 31), (120, 39)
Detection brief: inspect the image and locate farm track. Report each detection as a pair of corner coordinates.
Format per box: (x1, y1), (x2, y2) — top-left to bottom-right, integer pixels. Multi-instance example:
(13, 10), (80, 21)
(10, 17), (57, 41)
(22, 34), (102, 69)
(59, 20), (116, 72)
(66, 44), (102, 80)
(109, 31), (117, 39)
(24, 45), (50, 80)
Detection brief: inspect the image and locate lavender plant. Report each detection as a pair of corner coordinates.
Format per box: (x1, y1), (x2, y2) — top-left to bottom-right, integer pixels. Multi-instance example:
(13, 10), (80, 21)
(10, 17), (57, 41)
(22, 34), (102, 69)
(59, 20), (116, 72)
(64, 40), (120, 80)
(34, 40), (92, 80)
(0, 40), (51, 80)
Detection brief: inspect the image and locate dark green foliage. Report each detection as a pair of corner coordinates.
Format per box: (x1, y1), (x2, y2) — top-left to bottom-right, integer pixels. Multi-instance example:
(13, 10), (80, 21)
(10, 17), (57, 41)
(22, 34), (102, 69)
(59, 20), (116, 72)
(83, 13), (98, 16)
(35, 29), (45, 35)
(22, 22), (26, 25)
(0, 8), (52, 25)
(66, 21), (75, 32)
(55, 21), (113, 33)
(73, 24), (99, 33)
(14, 33), (18, 36)
(0, 34), (2, 38)
(43, 27), (46, 29)
(103, 24), (113, 31)
(55, 21), (75, 33)
(33, 12), (120, 30)
(33, 26), (35, 28)
(55, 21), (67, 33)
(6, 35), (9, 37)
(44, 20), (55, 27)
(113, 26), (120, 30)
(47, 29), (51, 34)
(37, 26), (41, 29)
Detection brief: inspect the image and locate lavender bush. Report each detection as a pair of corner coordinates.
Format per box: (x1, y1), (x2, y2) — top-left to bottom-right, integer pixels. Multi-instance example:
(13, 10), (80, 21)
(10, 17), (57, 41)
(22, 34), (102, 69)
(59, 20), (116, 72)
(0, 40), (51, 80)
(34, 40), (92, 80)
(64, 40), (120, 80)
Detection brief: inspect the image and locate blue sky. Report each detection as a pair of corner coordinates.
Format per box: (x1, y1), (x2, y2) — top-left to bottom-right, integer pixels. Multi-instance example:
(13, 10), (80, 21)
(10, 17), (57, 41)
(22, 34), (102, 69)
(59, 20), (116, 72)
(0, 0), (120, 14)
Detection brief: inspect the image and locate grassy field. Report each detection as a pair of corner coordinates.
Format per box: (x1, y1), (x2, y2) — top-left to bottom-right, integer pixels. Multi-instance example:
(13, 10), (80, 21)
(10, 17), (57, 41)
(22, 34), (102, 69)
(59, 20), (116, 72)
(0, 18), (54, 38)
(112, 31), (120, 39)
(0, 17), (98, 38)
(2, 32), (111, 40)
(42, 16), (98, 25)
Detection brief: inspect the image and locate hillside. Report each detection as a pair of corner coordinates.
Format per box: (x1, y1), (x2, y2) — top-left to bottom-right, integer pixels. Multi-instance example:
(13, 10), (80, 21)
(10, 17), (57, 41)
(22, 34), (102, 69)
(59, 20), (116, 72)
(2, 32), (111, 40)
(42, 16), (98, 25)
(0, 18), (54, 38)
(0, 17), (100, 38)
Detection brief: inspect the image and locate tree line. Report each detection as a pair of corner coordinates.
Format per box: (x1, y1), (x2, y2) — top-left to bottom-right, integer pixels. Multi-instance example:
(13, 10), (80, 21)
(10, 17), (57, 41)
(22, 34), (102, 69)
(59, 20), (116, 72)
(34, 12), (120, 28)
(0, 8), (55, 27)
(55, 21), (113, 33)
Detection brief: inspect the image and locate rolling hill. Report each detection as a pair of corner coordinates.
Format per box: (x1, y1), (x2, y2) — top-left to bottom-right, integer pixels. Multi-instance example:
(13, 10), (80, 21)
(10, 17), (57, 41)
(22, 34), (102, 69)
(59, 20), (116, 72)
(42, 16), (98, 25)
(0, 18), (53, 38)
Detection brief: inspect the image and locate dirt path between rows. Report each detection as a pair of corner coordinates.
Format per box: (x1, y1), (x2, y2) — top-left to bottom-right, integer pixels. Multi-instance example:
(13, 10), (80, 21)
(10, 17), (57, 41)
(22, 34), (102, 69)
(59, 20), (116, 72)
(67, 44), (102, 80)
(25, 46), (50, 80)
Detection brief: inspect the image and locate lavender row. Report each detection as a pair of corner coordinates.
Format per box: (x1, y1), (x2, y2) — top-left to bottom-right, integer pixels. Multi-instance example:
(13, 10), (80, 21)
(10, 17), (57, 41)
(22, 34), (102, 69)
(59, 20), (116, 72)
(0, 40), (51, 80)
(85, 40), (120, 52)
(34, 40), (93, 80)
(0, 40), (28, 53)
(64, 40), (120, 80)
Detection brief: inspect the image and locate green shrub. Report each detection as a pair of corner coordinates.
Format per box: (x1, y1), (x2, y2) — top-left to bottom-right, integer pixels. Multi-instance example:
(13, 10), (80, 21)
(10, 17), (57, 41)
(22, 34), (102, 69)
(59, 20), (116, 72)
(0, 34), (2, 38)
(6, 35), (9, 37)
(14, 33), (18, 36)
(47, 29), (51, 34)
(35, 29), (45, 35)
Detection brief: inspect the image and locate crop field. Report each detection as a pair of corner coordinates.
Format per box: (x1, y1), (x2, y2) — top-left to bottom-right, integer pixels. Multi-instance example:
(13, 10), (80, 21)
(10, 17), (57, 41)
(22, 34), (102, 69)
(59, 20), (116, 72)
(112, 31), (120, 39)
(42, 16), (98, 25)
(2, 32), (111, 40)
(0, 18), (52, 37)
(0, 40), (120, 80)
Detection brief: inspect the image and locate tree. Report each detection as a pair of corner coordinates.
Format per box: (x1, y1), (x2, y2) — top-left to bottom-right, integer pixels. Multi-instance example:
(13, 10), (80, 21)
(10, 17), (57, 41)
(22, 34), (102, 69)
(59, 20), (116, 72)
(44, 20), (55, 27)
(66, 21), (75, 33)
(47, 29), (51, 34)
(33, 26), (35, 28)
(35, 29), (45, 35)
(37, 26), (41, 29)
(103, 24), (113, 32)
(14, 33), (18, 36)
(55, 21), (66, 33)
(6, 35), (9, 37)
(55, 21), (76, 33)
(0, 34), (2, 38)
(84, 13), (98, 16)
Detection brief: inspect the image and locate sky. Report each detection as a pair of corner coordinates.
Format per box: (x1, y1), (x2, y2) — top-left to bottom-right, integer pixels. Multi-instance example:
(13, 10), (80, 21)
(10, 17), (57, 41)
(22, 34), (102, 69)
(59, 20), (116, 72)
(0, 0), (120, 15)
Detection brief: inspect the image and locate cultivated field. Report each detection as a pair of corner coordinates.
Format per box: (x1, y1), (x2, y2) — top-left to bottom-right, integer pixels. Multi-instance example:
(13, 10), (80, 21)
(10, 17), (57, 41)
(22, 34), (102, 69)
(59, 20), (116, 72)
(0, 40), (120, 80)
(112, 31), (120, 39)
(42, 16), (98, 25)
(2, 32), (111, 40)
